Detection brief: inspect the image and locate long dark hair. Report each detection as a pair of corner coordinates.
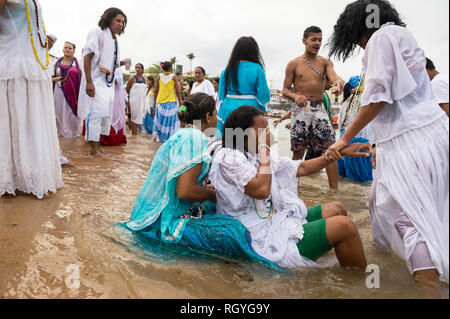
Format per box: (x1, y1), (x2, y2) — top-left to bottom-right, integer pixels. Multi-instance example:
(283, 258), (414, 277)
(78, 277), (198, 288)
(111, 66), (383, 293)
(327, 0), (406, 62)
(224, 37), (265, 94)
(98, 7), (127, 35)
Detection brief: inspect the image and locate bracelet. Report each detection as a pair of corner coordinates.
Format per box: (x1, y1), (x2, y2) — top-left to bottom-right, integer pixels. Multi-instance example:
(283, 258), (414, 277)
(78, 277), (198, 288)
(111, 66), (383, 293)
(258, 144), (271, 152)
(341, 136), (350, 144)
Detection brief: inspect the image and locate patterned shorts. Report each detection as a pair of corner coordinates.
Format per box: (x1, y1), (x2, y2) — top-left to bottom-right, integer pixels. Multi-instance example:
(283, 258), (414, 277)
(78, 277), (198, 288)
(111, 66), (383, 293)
(290, 101), (336, 153)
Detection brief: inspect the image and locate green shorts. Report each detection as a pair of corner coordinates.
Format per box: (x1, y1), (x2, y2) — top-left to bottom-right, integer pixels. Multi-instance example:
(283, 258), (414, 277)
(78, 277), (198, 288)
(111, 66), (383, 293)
(296, 205), (332, 261)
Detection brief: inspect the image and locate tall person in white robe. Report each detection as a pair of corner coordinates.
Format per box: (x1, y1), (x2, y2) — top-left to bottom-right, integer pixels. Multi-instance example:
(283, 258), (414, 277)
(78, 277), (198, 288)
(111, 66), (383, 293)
(77, 7), (129, 156)
(0, 0), (63, 199)
(327, 0), (449, 293)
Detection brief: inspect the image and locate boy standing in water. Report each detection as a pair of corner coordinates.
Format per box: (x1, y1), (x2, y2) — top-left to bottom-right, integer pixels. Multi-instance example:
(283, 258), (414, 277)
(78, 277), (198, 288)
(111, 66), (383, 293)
(276, 26), (344, 190)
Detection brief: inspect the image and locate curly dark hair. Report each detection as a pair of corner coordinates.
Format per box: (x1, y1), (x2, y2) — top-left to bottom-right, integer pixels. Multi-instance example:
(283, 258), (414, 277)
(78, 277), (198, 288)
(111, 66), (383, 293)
(224, 37), (265, 95)
(222, 105), (264, 151)
(327, 0), (406, 62)
(98, 7), (127, 35)
(178, 93), (216, 125)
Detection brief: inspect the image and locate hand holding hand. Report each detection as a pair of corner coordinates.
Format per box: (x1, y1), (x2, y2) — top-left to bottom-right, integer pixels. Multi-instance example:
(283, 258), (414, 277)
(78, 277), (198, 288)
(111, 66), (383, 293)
(325, 139), (348, 161)
(340, 143), (372, 158)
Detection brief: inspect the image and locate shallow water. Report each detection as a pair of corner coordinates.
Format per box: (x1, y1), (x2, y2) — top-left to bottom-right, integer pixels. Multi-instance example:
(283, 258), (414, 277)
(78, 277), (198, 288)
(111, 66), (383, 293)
(0, 121), (448, 299)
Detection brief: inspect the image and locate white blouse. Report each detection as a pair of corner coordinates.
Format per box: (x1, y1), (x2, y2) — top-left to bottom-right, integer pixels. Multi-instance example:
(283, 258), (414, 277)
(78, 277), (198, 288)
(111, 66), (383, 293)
(361, 23), (444, 144)
(0, 0), (52, 81)
(191, 79), (215, 97)
(209, 147), (319, 268)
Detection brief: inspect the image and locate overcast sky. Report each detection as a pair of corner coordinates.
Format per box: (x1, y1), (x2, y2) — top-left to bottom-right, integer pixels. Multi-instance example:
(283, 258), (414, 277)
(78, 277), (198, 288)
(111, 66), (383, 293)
(42, 0), (449, 89)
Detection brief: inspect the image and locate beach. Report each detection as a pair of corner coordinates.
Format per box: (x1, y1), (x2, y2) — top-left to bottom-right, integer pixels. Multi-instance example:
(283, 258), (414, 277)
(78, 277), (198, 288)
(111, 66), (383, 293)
(0, 121), (448, 299)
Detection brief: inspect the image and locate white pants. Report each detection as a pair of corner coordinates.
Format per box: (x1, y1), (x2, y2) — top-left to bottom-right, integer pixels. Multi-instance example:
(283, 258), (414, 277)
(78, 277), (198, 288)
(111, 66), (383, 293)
(85, 117), (112, 142)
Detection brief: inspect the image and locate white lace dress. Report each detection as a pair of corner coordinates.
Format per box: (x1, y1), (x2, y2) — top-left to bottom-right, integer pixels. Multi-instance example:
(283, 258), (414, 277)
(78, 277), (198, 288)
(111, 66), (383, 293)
(0, 0), (63, 199)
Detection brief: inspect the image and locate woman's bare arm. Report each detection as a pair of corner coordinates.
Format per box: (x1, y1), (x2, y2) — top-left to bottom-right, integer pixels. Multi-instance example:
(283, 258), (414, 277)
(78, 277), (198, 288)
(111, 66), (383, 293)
(177, 163), (216, 203)
(125, 76), (135, 95)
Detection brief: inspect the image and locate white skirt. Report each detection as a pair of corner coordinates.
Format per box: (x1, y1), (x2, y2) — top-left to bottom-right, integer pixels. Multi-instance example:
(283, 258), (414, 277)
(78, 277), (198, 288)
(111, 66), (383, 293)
(130, 83), (146, 125)
(370, 114), (449, 283)
(53, 85), (82, 138)
(0, 77), (63, 199)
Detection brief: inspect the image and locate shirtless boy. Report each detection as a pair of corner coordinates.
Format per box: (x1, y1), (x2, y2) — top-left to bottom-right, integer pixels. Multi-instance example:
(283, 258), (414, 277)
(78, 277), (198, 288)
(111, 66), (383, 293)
(275, 26), (344, 190)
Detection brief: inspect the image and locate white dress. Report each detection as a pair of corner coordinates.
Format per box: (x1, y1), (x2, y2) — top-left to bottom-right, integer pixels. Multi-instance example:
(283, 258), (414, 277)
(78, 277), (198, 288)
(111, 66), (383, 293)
(77, 27), (118, 121)
(129, 78), (147, 125)
(0, 0), (63, 199)
(190, 79), (215, 97)
(209, 148), (319, 269)
(363, 23), (449, 283)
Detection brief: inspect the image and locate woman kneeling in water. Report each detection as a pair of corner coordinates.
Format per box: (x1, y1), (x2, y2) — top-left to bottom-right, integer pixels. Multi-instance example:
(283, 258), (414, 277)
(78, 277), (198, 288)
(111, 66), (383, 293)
(124, 94), (278, 267)
(209, 106), (370, 270)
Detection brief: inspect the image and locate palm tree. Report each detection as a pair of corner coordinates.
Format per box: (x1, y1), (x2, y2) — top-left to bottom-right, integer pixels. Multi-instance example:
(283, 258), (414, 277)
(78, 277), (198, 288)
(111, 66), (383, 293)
(146, 62), (162, 78)
(186, 53), (196, 73)
(170, 56), (177, 69)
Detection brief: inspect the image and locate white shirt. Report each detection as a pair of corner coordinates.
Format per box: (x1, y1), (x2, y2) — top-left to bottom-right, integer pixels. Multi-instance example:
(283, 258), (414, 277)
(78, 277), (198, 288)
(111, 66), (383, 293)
(209, 148), (318, 268)
(77, 27), (119, 120)
(190, 79), (215, 97)
(431, 73), (449, 105)
(0, 0), (51, 81)
(361, 23), (444, 144)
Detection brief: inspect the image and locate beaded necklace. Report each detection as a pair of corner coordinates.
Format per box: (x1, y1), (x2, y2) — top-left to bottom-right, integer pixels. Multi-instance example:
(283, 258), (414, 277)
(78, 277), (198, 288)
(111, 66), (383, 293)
(55, 58), (75, 88)
(180, 202), (204, 220)
(24, 0), (49, 70)
(106, 38), (118, 87)
(253, 199), (275, 219)
(31, 0), (47, 48)
(342, 72), (365, 128)
(303, 57), (327, 80)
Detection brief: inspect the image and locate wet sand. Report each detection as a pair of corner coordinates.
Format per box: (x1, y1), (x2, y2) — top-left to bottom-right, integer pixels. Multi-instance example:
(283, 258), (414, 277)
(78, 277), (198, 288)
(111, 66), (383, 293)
(0, 125), (448, 299)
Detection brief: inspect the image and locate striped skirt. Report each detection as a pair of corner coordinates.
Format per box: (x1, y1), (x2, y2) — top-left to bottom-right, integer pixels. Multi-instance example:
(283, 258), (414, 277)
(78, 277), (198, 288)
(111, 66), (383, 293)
(153, 101), (180, 142)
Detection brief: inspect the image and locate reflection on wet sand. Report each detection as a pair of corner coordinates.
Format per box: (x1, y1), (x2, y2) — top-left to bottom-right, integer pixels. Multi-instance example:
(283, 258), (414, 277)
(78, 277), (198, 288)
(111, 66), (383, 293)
(0, 125), (448, 299)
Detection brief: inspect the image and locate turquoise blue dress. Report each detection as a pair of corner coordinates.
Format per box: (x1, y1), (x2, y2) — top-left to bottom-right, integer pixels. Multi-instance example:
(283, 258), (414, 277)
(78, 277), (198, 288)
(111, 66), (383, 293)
(118, 128), (280, 269)
(216, 62), (271, 138)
